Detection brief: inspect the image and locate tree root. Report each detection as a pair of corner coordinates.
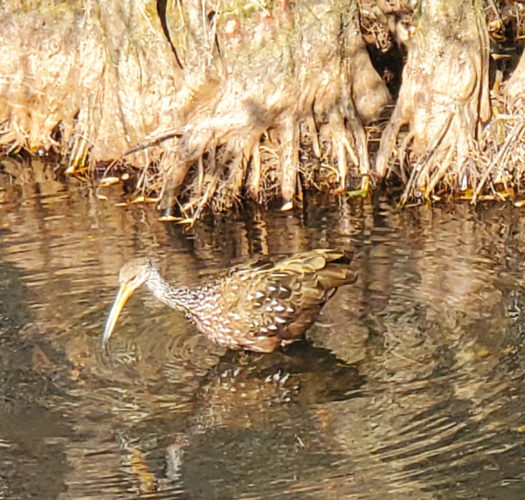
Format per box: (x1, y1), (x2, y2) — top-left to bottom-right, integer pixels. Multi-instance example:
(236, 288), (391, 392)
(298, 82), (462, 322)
(0, 0), (390, 220)
(375, 0), (490, 204)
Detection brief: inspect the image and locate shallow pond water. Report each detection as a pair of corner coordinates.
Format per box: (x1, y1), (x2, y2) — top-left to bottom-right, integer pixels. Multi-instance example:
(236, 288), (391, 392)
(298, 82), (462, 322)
(1, 167), (525, 499)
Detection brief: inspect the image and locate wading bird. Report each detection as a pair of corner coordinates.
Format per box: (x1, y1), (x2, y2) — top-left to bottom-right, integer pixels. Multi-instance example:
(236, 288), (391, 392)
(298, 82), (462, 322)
(103, 249), (355, 353)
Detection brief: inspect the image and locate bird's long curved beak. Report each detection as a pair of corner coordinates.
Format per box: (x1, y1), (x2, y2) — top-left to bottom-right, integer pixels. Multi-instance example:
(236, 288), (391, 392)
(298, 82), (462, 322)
(102, 284), (135, 346)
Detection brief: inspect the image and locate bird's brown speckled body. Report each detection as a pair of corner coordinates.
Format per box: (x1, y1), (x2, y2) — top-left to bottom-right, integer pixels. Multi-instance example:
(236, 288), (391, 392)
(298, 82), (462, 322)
(103, 249), (356, 352)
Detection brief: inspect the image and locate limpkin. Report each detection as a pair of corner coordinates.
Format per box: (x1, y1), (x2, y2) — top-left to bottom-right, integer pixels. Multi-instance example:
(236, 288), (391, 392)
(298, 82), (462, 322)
(103, 249), (356, 353)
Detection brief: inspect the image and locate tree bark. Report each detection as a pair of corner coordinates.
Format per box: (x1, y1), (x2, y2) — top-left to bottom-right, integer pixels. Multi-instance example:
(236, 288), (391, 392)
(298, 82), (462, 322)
(504, 49), (525, 103)
(374, 0), (490, 204)
(0, 0), (390, 220)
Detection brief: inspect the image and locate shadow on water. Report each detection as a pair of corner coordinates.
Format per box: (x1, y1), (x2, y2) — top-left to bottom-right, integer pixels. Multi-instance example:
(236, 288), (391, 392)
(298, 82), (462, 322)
(0, 261), (72, 499)
(1, 161), (525, 498)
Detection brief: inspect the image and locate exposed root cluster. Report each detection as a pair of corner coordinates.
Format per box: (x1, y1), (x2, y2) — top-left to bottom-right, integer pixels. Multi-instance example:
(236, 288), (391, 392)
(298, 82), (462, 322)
(0, 0), (391, 223)
(468, 78), (525, 203)
(374, 0), (491, 205)
(1, 0), (525, 219)
(370, 0), (525, 206)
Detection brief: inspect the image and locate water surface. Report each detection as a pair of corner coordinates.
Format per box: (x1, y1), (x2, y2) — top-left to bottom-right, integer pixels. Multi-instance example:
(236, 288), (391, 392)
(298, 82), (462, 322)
(1, 165), (524, 498)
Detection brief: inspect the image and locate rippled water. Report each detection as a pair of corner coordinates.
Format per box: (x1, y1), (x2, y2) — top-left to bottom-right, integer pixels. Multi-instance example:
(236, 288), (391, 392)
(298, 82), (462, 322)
(1, 163), (525, 498)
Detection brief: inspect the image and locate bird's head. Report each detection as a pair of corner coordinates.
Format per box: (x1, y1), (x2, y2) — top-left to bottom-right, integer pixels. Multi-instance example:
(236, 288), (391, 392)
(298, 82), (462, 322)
(118, 257), (154, 289)
(102, 257), (156, 346)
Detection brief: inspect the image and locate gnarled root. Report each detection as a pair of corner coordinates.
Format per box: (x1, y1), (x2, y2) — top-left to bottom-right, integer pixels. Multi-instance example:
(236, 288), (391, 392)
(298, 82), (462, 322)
(0, 0), (391, 220)
(375, 0), (490, 204)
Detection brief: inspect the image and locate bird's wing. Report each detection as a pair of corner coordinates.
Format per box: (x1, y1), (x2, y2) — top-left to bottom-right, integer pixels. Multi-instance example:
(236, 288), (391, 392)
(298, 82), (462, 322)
(220, 249), (355, 339)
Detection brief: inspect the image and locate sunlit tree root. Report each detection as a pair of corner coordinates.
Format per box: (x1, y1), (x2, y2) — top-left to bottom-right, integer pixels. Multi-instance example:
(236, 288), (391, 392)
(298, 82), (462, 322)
(0, 0), (390, 221)
(454, 44), (525, 204)
(158, 0), (389, 219)
(470, 70), (525, 205)
(504, 49), (525, 104)
(483, 50), (525, 203)
(374, 0), (490, 205)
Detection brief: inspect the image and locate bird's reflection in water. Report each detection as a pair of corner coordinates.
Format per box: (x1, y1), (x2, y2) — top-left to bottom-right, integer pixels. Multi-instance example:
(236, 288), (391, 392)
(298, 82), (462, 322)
(158, 343), (364, 488)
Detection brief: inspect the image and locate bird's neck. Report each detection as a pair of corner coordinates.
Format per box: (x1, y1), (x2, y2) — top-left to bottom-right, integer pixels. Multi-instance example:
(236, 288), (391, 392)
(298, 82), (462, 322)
(145, 267), (197, 314)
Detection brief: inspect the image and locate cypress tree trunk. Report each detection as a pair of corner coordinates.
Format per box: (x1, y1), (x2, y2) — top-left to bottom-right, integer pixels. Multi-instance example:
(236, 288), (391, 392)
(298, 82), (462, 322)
(0, 0), (391, 221)
(374, 0), (490, 204)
